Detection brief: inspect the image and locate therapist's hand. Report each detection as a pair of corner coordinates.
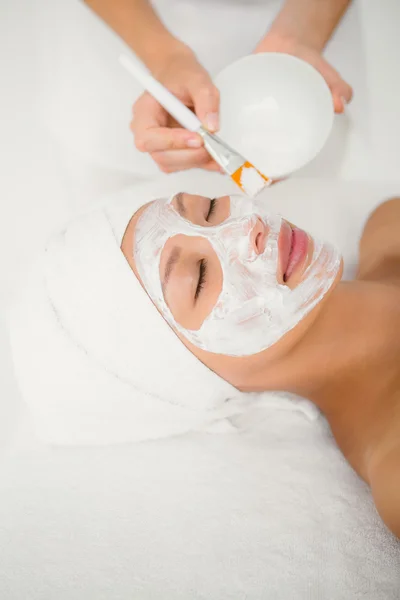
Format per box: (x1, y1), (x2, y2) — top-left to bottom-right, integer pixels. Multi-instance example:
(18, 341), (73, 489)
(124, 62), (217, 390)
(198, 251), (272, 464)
(131, 45), (221, 173)
(254, 37), (353, 114)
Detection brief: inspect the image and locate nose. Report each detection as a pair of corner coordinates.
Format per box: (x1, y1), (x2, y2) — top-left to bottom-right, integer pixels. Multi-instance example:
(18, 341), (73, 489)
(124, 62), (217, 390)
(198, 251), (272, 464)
(250, 217), (268, 255)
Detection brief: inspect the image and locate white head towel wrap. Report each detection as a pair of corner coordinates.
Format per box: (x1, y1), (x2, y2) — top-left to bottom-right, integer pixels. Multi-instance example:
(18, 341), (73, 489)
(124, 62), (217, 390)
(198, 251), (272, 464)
(8, 186), (251, 445)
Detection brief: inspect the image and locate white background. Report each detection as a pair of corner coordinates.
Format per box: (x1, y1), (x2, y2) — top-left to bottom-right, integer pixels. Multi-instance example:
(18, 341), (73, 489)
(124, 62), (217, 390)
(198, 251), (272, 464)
(1, 1), (400, 598)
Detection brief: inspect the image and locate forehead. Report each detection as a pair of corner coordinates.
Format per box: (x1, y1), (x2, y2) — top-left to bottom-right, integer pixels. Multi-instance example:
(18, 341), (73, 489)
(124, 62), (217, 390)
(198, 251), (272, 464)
(123, 199), (156, 245)
(121, 200), (155, 281)
(133, 195), (212, 242)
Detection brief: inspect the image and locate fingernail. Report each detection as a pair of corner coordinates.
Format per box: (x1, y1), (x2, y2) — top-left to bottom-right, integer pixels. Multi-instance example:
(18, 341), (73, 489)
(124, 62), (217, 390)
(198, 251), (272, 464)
(187, 137), (203, 148)
(340, 96), (347, 112)
(205, 112), (219, 132)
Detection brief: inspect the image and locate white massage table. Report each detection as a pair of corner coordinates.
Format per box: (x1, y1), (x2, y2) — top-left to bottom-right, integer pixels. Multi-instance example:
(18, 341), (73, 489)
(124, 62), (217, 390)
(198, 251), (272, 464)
(1, 0), (400, 598)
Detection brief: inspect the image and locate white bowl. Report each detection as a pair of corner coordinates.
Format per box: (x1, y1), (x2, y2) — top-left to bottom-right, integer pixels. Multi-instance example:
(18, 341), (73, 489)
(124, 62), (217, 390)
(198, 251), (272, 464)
(214, 53), (334, 179)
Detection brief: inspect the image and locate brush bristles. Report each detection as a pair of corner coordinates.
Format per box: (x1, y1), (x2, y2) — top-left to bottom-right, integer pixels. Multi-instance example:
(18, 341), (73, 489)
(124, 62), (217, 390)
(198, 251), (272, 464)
(231, 162), (271, 197)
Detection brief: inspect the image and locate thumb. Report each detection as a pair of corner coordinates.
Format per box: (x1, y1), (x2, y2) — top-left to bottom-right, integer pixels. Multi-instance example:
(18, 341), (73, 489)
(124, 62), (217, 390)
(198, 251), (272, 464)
(188, 74), (220, 133)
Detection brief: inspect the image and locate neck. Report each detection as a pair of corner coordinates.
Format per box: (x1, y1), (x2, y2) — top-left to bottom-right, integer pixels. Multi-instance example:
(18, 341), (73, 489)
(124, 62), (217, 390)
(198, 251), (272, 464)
(264, 281), (393, 413)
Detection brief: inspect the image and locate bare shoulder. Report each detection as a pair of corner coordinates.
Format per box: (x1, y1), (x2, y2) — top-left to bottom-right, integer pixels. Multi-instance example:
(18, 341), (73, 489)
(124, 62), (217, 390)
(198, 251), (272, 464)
(358, 197), (400, 283)
(369, 440), (400, 539)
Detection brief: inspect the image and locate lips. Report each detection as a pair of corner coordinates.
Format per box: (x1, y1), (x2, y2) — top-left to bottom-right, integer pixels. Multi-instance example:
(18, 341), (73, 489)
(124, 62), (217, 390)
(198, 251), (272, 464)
(279, 223), (309, 282)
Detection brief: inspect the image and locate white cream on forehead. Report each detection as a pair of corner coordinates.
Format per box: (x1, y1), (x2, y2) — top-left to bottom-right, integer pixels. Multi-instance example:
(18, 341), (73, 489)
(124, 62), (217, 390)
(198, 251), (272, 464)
(133, 194), (341, 356)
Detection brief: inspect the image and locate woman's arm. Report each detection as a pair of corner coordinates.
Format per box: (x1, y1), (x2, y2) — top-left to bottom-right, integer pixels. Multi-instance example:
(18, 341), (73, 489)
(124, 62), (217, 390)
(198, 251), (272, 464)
(83, 0), (220, 173)
(254, 0), (353, 113)
(258, 0), (352, 53)
(83, 0), (183, 72)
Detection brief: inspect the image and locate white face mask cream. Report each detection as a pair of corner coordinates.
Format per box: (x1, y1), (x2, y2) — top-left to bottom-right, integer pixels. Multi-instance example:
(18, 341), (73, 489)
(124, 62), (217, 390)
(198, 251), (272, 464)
(134, 195), (341, 356)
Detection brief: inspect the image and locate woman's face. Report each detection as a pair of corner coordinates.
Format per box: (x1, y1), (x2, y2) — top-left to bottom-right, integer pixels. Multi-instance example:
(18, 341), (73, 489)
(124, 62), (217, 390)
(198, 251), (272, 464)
(122, 193), (342, 389)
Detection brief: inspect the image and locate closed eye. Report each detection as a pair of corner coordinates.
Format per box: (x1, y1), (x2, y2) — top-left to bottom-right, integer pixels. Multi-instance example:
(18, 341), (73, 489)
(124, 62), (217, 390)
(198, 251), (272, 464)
(206, 198), (217, 221)
(195, 258), (207, 301)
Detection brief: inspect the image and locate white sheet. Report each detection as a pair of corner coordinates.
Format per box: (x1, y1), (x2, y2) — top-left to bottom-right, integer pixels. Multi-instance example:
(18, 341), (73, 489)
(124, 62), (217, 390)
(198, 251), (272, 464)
(1, 0), (400, 598)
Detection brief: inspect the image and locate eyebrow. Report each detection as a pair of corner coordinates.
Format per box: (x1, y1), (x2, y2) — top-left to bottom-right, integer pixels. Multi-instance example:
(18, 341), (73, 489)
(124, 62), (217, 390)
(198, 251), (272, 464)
(162, 246), (181, 293)
(175, 192), (186, 216)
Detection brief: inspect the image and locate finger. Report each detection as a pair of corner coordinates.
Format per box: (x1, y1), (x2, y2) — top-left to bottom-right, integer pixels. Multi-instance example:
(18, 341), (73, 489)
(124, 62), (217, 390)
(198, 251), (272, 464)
(203, 160), (224, 173)
(132, 93), (168, 131)
(150, 148), (213, 173)
(132, 126), (203, 153)
(332, 94), (346, 114)
(315, 57), (353, 112)
(331, 84), (353, 114)
(331, 80), (353, 112)
(188, 75), (220, 132)
(132, 91), (204, 152)
(339, 81), (353, 104)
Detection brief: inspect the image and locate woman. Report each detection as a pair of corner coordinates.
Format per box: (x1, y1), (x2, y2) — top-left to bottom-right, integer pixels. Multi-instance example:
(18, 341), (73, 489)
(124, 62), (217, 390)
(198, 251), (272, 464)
(84, 0), (353, 173)
(9, 183), (400, 539)
(124, 191), (400, 534)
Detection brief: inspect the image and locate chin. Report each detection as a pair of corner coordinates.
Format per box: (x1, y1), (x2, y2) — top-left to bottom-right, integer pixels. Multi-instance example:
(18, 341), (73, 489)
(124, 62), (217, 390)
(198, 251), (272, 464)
(295, 239), (344, 291)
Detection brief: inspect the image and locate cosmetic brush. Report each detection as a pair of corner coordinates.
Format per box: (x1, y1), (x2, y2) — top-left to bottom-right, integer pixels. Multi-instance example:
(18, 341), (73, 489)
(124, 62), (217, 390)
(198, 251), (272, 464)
(119, 54), (271, 197)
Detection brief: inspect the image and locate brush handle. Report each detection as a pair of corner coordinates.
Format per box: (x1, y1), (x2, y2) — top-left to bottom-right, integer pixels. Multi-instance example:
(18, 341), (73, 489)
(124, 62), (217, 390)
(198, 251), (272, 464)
(119, 54), (202, 132)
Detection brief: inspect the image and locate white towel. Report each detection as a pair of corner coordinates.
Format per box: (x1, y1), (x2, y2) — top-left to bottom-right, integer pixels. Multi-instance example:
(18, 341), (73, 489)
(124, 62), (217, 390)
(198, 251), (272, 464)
(8, 196), (241, 444)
